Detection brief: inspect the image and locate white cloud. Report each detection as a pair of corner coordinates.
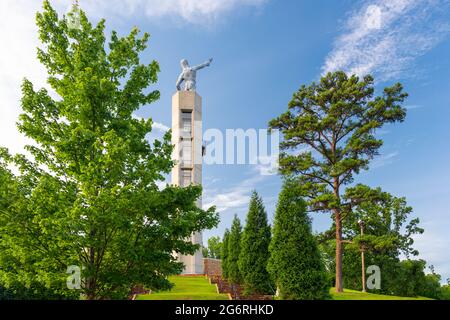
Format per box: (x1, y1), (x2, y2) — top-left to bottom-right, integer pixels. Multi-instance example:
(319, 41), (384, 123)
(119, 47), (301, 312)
(203, 189), (250, 212)
(202, 148), (281, 212)
(81, 0), (268, 24)
(0, 1), (69, 156)
(202, 172), (265, 212)
(322, 0), (450, 80)
(132, 114), (169, 133)
(253, 154), (279, 176)
(152, 121), (170, 133)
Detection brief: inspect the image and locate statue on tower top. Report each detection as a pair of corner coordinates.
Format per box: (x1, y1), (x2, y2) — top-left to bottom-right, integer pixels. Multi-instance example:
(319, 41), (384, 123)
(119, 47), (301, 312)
(176, 58), (213, 91)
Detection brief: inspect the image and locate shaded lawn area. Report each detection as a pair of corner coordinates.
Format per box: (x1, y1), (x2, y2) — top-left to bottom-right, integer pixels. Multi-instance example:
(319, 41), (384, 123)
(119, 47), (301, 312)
(330, 288), (433, 300)
(136, 276), (230, 300)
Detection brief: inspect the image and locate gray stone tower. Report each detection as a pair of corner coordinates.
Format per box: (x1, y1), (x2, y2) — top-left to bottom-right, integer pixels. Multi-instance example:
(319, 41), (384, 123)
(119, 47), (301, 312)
(171, 91), (204, 274)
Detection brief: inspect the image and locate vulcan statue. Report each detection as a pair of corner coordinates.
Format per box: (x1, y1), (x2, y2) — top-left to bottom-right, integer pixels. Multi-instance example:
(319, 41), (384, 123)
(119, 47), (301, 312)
(176, 58), (213, 91)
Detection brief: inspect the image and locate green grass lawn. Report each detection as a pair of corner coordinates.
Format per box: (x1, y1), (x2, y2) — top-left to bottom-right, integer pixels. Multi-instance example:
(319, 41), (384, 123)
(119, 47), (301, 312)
(330, 288), (433, 300)
(137, 277), (431, 300)
(136, 276), (230, 300)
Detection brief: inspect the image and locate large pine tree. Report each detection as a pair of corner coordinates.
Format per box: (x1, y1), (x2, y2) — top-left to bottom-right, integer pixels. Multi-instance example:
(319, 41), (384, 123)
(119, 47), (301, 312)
(269, 71), (407, 292)
(227, 215), (243, 284)
(268, 181), (329, 300)
(239, 191), (273, 295)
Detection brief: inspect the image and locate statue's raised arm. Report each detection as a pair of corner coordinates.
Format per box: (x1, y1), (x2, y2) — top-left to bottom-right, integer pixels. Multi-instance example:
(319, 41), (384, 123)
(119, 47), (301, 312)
(192, 58), (213, 71)
(176, 58), (213, 91)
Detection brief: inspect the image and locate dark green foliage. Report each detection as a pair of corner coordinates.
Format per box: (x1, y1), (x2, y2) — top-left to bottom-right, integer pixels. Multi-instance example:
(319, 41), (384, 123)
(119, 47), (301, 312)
(0, 284), (77, 300)
(0, 1), (218, 300)
(227, 215), (243, 284)
(321, 240), (402, 294)
(221, 230), (230, 279)
(372, 260), (443, 299)
(238, 192), (273, 295)
(390, 260), (428, 297)
(268, 181), (329, 300)
(269, 71), (408, 291)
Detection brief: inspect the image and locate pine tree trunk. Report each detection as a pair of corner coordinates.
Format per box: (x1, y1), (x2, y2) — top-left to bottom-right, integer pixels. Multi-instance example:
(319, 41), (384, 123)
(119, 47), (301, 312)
(333, 175), (343, 293)
(335, 210), (343, 292)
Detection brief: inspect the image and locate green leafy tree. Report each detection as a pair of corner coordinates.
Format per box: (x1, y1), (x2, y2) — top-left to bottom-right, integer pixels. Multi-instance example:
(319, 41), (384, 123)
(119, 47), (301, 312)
(420, 266), (443, 300)
(0, 1), (218, 300)
(269, 71), (408, 292)
(441, 279), (450, 300)
(228, 215), (243, 284)
(203, 236), (222, 259)
(268, 181), (329, 300)
(319, 186), (424, 293)
(221, 229), (230, 279)
(343, 186), (423, 257)
(238, 191), (273, 295)
(201, 247), (209, 259)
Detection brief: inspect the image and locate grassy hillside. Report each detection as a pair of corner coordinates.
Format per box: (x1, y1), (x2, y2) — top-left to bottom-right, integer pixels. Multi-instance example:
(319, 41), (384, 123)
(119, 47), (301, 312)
(137, 277), (432, 300)
(136, 276), (230, 300)
(330, 288), (432, 300)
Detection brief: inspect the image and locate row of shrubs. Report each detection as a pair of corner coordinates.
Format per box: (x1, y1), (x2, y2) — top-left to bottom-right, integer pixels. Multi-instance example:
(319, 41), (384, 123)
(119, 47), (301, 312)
(220, 181), (330, 300)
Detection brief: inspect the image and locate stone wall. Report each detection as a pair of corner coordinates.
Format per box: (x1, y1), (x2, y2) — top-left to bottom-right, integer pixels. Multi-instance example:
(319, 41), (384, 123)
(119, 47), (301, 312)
(203, 258), (222, 277)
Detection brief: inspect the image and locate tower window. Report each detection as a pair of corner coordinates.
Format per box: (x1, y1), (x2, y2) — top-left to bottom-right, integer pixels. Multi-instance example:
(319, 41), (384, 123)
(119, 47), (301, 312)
(181, 169), (192, 187)
(181, 111), (192, 135)
(181, 139), (192, 166)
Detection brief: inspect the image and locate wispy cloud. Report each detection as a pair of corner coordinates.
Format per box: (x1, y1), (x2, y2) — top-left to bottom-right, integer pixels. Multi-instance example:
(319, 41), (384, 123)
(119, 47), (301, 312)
(322, 0), (450, 81)
(405, 104), (424, 110)
(82, 0), (268, 25)
(203, 171), (266, 212)
(371, 151), (399, 168)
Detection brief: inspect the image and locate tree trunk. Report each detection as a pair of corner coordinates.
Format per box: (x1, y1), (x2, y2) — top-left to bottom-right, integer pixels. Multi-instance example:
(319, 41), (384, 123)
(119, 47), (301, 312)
(86, 244), (96, 300)
(334, 209), (343, 292)
(333, 174), (343, 293)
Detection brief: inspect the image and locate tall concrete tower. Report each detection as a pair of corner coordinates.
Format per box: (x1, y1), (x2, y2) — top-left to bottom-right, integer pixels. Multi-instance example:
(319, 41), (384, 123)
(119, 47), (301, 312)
(171, 91), (204, 275)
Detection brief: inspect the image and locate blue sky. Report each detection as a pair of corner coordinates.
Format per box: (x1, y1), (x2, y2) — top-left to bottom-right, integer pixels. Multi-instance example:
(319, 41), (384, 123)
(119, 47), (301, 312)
(1, 0), (450, 282)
